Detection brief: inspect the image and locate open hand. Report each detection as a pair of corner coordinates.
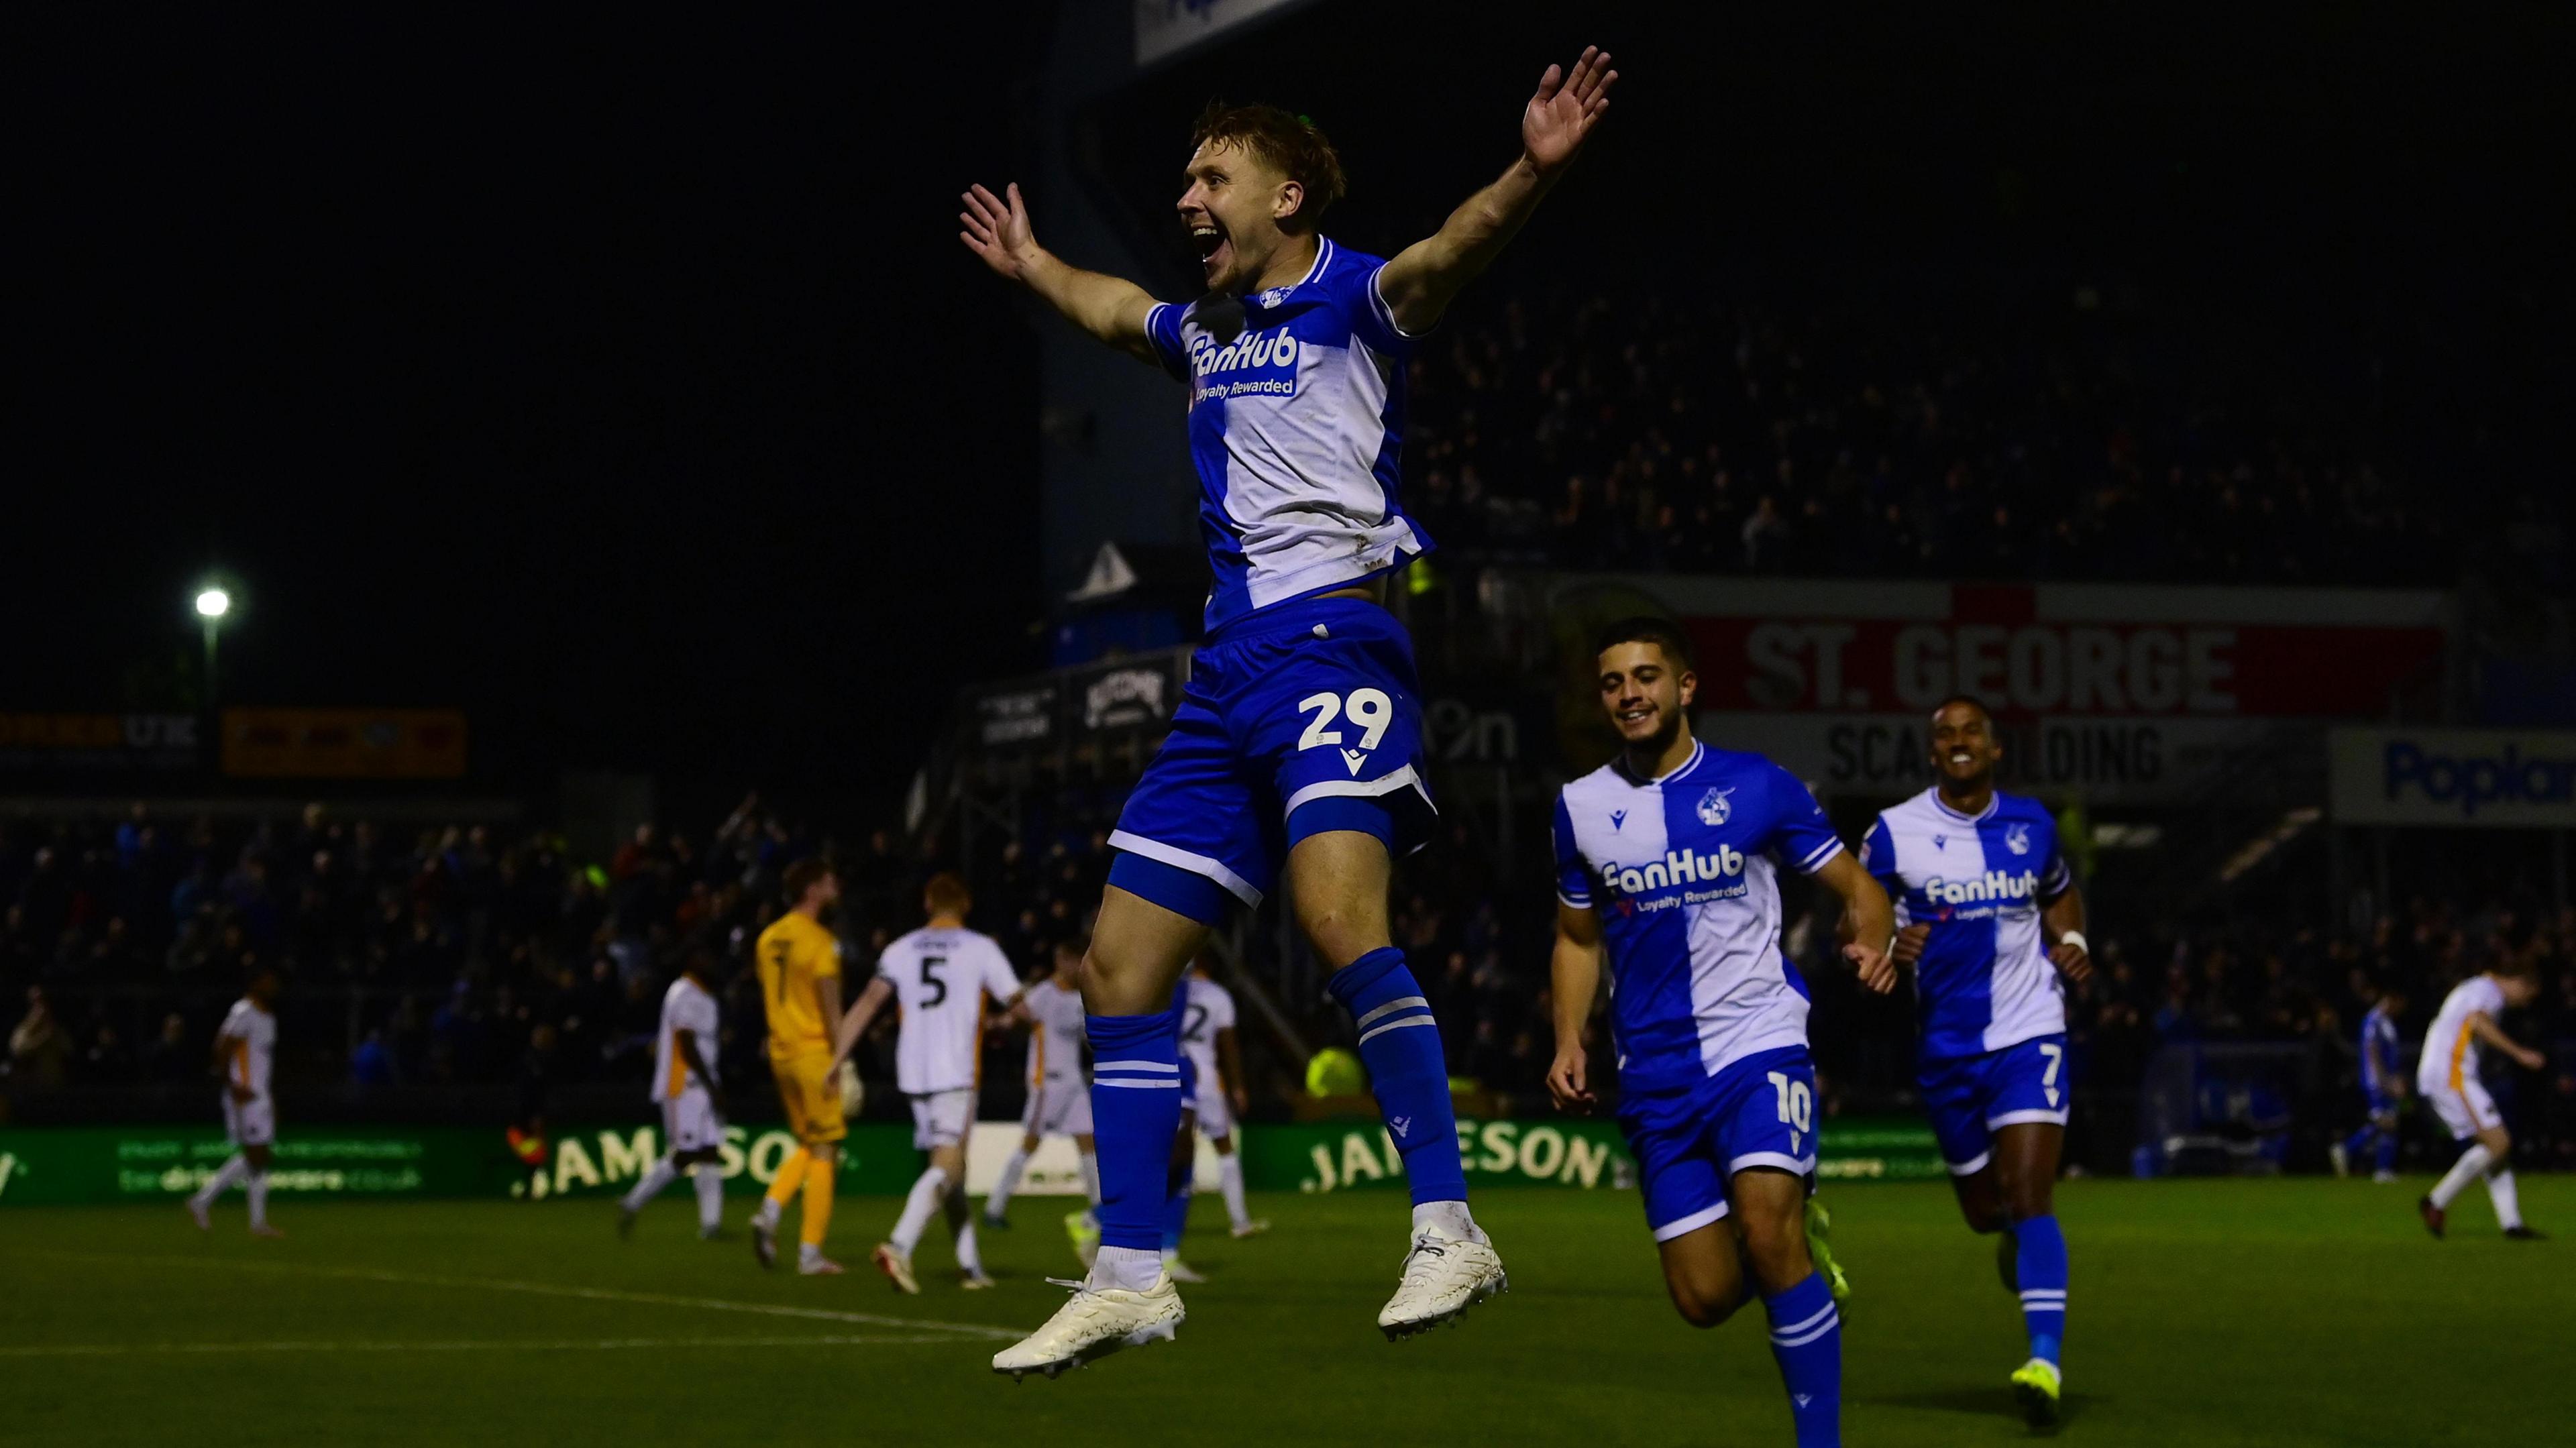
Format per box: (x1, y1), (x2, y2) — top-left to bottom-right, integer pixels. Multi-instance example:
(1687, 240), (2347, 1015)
(1523, 46), (1617, 174)
(1546, 1046), (1595, 1114)
(1844, 940), (1897, 995)
(959, 182), (1044, 282)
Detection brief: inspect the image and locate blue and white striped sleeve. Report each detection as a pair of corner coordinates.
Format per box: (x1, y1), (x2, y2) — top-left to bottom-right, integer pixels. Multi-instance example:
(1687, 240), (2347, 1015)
(1552, 792), (1592, 909)
(1767, 765), (1847, 876)
(1143, 301), (1191, 382)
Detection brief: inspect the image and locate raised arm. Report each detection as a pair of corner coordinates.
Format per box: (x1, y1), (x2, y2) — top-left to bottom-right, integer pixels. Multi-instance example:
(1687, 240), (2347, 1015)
(1375, 46), (1619, 335)
(1547, 901), (1607, 1113)
(959, 182), (1164, 364)
(1814, 852), (1898, 995)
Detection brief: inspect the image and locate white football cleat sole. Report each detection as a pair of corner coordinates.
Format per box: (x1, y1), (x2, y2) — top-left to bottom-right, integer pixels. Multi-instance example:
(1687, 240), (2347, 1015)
(1379, 1233), (1507, 1341)
(993, 1276), (1185, 1382)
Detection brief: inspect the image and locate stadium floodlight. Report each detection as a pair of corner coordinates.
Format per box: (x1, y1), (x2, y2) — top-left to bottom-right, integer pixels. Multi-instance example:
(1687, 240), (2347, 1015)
(195, 581), (233, 711)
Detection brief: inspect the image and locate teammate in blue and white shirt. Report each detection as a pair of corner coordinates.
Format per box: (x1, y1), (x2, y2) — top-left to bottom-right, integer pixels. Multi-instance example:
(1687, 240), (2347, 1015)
(2333, 986), (2409, 1183)
(1860, 696), (2093, 1428)
(965, 48), (1620, 1378)
(1550, 618), (1894, 1448)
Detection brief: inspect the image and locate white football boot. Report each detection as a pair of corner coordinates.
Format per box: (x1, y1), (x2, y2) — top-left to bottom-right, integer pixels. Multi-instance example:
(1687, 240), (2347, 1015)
(1377, 1224), (1507, 1340)
(991, 1275), (1185, 1381)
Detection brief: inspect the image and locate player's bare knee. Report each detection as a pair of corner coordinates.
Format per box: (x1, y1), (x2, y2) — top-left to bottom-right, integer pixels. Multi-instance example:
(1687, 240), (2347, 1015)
(1300, 909), (1385, 972)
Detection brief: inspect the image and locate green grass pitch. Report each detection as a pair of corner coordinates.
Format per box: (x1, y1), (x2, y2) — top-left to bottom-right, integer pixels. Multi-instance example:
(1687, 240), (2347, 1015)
(3, 1176), (2563, 1446)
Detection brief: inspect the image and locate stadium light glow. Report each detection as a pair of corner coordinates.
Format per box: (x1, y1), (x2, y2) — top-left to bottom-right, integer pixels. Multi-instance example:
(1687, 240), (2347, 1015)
(195, 587), (231, 619)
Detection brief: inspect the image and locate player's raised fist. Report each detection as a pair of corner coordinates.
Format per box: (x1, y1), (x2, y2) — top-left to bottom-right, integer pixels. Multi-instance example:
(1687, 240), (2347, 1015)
(1523, 45), (1617, 174)
(2048, 938), (2094, 984)
(959, 182), (1044, 282)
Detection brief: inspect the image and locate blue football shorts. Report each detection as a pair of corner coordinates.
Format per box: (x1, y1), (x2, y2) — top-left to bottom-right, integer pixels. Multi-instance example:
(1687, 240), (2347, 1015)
(1916, 1032), (2071, 1176)
(1108, 594), (1437, 926)
(1616, 1046), (1821, 1243)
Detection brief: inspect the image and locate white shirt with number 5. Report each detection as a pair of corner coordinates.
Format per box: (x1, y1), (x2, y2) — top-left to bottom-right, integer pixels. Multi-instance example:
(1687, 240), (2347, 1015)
(875, 927), (1022, 1096)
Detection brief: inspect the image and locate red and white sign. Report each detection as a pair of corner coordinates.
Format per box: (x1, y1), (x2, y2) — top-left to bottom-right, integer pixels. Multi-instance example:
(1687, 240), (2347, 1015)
(1572, 579), (2449, 718)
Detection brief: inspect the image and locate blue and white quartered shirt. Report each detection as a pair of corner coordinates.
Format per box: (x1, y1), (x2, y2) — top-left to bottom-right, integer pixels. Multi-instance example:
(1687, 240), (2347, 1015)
(1553, 740), (1848, 1092)
(1860, 788), (2073, 1063)
(1143, 238), (1431, 630)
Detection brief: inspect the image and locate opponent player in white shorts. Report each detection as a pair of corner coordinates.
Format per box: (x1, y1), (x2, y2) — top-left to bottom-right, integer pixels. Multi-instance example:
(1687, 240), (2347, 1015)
(1179, 961), (1267, 1239)
(619, 949), (729, 1239)
(189, 968), (284, 1238)
(984, 936), (1101, 1238)
(840, 872), (1026, 1291)
(2415, 963), (2546, 1239)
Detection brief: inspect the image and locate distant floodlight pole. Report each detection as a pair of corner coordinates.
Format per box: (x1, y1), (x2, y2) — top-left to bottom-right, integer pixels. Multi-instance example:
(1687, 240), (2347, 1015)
(195, 585), (231, 710)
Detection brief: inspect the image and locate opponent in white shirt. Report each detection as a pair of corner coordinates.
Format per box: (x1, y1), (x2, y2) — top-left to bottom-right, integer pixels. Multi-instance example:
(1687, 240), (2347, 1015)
(618, 951), (729, 1240)
(1179, 966), (1268, 1240)
(983, 937), (1102, 1243)
(839, 873), (1026, 1292)
(188, 968), (284, 1237)
(2413, 966), (2546, 1239)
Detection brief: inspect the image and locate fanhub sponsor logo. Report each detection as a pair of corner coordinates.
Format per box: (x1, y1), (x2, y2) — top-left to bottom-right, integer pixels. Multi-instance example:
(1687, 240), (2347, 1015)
(1602, 846), (1748, 905)
(2385, 741), (2576, 818)
(1921, 869), (2039, 907)
(1188, 325), (1302, 404)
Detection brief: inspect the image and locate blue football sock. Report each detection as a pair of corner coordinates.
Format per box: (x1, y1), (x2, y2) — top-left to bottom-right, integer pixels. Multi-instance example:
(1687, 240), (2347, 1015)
(1328, 947), (1467, 1207)
(2013, 1213), (2069, 1366)
(1762, 1271), (1843, 1447)
(1085, 1005), (1185, 1253)
(2373, 1128), (2399, 1176)
(2343, 1123), (2377, 1162)
(1162, 1183), (1193, 1253)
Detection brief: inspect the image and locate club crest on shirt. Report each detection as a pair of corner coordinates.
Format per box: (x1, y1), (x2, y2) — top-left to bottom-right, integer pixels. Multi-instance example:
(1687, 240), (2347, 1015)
(2004, 822), (2032, 855)
(1696, 787), (1735, 827)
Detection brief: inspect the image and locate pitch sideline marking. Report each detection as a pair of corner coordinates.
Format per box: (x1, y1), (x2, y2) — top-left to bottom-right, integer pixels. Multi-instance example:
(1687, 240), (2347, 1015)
(0, 1333), (957, 1358)
(70, 1253), (1022, 1341)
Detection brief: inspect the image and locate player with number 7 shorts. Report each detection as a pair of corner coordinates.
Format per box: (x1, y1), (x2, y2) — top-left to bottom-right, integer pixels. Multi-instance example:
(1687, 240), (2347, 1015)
(1860, 695), (2096, 1429)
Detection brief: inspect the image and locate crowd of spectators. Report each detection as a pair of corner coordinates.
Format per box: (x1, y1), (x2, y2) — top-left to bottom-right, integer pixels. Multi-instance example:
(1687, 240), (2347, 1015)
(6, 795), (2571, 1174)
(1400, 289), (2558, 592)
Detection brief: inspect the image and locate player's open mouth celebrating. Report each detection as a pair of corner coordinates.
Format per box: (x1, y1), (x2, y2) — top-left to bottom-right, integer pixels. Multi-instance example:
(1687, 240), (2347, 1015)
(1189, 217), (1229, 279)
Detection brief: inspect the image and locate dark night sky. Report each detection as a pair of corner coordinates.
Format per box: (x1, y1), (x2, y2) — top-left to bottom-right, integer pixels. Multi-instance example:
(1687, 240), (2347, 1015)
(11, 5), (2568, 818)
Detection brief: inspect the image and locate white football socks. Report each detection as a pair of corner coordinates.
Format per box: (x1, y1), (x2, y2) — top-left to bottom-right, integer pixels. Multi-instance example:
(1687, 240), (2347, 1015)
(987, 1150), (1030, 1219)
(1091, 1245), (1161, 1294)
(1077, 1150), (1102, 1206)
(753, 1196), (783, 1229)
(692, 1164), (724, 1233)
(2485, 1168), (2524, 1230)
(955, 1219), (984, 1276)
(191, 1155), (248, 1210)
(623, 1156), (679, 1211)
(1218, 1154), (1251, 1229)
(890, 1166), (949, 1256)
(2429, 1144), (2493, 1209)
(1413, 1199), (1483, 1243)
(245, 1171), (269, 1229)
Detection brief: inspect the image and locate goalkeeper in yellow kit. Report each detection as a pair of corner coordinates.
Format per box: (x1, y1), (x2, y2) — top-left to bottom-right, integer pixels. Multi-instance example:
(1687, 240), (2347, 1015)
(751, 857), (859, 1274)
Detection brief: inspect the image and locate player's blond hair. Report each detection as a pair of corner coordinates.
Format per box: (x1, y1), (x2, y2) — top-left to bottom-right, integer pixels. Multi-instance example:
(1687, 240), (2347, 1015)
(1191, 101), (1347, 231)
